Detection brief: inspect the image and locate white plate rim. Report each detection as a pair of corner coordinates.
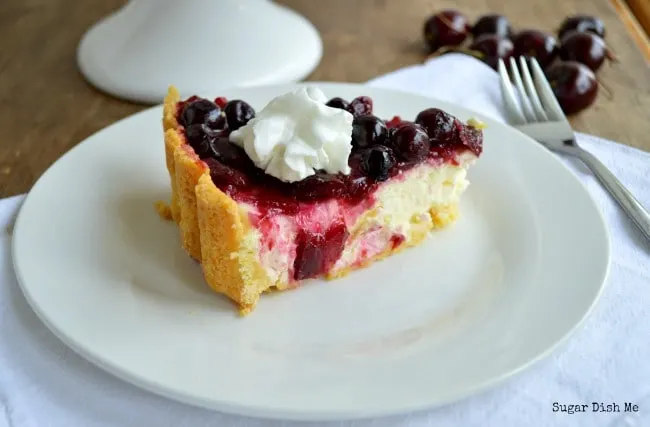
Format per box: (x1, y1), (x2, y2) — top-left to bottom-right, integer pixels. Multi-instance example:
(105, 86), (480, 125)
(11, 82), (611, 421)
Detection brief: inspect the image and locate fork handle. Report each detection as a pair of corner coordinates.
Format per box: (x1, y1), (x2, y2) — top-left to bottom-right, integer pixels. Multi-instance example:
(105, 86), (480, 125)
(575, 148), (650, 242)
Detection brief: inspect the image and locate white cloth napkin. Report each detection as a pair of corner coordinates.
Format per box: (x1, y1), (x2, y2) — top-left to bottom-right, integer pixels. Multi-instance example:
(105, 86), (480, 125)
(1, 54), (649, 427)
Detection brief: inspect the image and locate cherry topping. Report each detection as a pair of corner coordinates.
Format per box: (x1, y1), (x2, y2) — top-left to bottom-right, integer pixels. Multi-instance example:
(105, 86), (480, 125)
(187, 93), (483, 219)
(559, 31), (611, 71)
(180, 99), (219, 127)
(210, 137), (254, 170)
(423, 10), (470, 52)
(415, 108), (457, 143)
(387, 117), (408, 140)
(293, 223), (349, 280)
(347, 96), (373, 117)
(345, 175), (372, 199)
(224, 100), (255, 131)
(458, 123), (483, 156)
(204, 158), (251, 189)
(469, 35), (514, 70)
(558, 15), (606, 40)
(214, 97), (228, 109)
(385, 116), (403, 128)
(513, 30), (559, 68)
(185, 123), (205, 146)
(204, 109), (226, 130)
(293, 173), (348, 202)
(185, 124), (216, 159)
(347, 150), (364, 171)
(471, 14), (512, 39)
(391, 123), (430, 163)
(430, 144), (458, 163)
(360, 145), (396, 181)
(326, 97), (350, 111)
(352, 115), (388, 149)
(545, 61), (598, 115)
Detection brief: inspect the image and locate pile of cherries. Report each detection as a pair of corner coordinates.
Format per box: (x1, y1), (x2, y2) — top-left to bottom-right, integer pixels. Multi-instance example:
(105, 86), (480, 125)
(177, 95), (481, 212)
(423, 12), (613, 115)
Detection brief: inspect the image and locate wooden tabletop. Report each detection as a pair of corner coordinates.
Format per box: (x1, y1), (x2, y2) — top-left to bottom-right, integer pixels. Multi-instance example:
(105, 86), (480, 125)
(1, 0), (649, 198)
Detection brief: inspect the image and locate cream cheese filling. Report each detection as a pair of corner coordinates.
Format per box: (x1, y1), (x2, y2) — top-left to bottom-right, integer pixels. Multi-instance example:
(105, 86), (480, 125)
(238, 153), (476, 287)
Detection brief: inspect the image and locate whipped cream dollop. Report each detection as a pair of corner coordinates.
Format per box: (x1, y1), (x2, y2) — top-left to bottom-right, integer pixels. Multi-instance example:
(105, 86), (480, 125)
(229, 87), (354, 183)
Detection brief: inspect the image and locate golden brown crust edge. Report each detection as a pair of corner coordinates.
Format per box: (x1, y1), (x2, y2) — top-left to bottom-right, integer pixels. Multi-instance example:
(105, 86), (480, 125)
(164, 86), (272, 314)
(163, 86), (181, 224)
(174, 144), (208, 261)
(164, 86), (208, 261)
(195, 175), (272, 314)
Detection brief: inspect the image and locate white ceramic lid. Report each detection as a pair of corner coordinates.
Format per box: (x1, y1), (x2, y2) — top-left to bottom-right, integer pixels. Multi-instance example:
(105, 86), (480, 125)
(77, 0), (323, 103)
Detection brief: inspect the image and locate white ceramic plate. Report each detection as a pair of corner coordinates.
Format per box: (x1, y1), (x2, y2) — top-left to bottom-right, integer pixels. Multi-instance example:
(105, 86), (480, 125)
(12, 83), (610, 421)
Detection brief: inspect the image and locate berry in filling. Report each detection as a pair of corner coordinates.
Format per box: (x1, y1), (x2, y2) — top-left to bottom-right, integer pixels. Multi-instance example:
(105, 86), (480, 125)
(294, 223), (349, 280)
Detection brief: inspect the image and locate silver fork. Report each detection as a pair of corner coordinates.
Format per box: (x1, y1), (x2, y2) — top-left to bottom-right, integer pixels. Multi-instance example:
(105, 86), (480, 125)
(498, 57), (650, 242)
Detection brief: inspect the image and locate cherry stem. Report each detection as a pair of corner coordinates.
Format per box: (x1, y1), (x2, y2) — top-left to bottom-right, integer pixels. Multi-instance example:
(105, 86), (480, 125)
(605, 46), (618, 64)
(597, 77), (613, 100)
(437, 14), (455, 30)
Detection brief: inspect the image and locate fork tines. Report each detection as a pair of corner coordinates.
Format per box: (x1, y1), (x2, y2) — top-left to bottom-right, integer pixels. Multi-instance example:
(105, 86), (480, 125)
(498, 57), (565, 125)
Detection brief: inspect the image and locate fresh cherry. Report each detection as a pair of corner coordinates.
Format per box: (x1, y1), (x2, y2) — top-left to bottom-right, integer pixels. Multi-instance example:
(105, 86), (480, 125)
(180, 99), (219, 127)
(545, 61), (598, 115)
(559, 31), (613, 71)
(293, 173), (348, 201)
(415, 108), (457, 143)
(351, 115), (388, 149)
(224, 100), (255, 131)
(391, 123), (430, 163)
(360, 145), (396, 181)
(423, 10), (471, 52)
(512, 30), (559, 68)
(558, 15), (606, 40)
(347, 96), (373, 117)
(471, 14), (512, 39)
(469, 34), (514, 70)
(326, 97), (350, 111)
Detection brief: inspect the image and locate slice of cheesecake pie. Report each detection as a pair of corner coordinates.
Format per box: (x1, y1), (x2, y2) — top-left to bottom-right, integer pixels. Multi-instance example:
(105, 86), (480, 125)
(162, 85), (483, 314)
